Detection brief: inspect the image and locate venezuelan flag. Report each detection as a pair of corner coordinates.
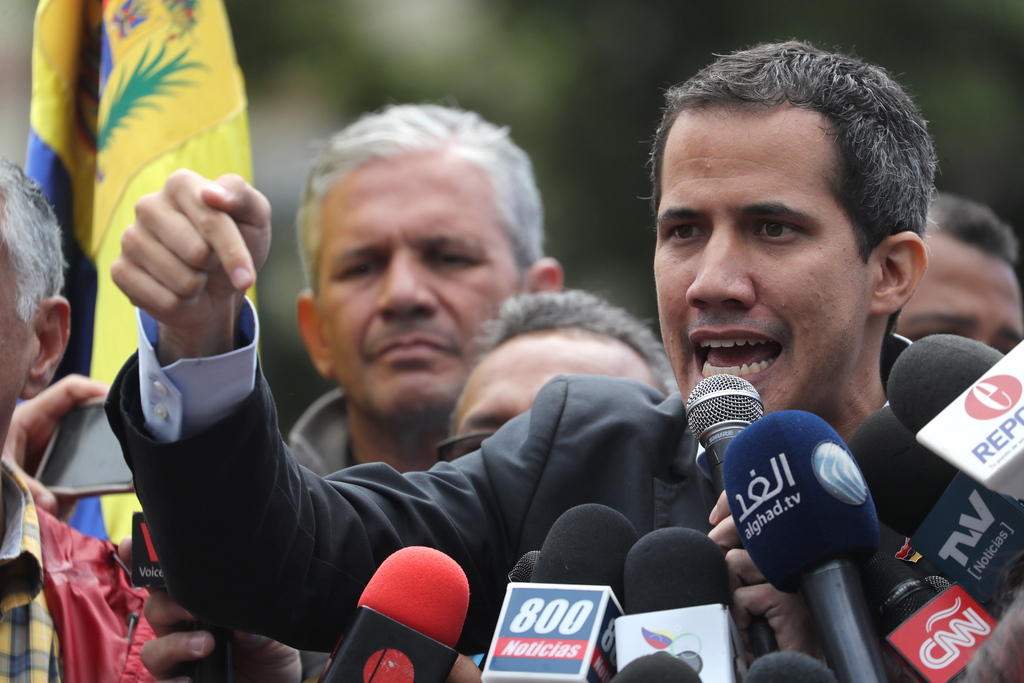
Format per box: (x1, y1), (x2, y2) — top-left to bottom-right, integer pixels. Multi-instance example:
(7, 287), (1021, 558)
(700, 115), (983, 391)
(27, 0), (252, 543)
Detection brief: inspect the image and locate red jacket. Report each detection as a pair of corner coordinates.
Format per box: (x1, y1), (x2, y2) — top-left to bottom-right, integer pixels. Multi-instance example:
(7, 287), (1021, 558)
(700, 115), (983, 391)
(38, 509), (154, 682)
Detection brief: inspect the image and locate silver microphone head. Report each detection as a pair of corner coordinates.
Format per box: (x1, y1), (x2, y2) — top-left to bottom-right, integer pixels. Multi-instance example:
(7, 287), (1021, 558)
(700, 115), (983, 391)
(685, 374), (763, 443)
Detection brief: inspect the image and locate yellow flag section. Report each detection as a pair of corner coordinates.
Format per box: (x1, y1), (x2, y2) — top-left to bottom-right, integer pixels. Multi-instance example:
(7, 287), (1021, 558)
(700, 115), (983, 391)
(29, 0), (252, 544)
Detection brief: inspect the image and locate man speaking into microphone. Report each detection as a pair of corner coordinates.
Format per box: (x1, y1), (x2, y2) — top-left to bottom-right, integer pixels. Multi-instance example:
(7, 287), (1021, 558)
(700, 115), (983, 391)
(107, 40), (933, 660)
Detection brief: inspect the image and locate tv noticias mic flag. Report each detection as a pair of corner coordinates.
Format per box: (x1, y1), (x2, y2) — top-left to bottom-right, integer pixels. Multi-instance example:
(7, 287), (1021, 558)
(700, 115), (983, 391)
(26, 0), (252, 543)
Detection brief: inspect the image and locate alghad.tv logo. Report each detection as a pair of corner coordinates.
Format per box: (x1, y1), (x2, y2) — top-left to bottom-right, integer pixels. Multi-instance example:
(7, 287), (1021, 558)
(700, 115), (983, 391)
(735, 453), (801, 540)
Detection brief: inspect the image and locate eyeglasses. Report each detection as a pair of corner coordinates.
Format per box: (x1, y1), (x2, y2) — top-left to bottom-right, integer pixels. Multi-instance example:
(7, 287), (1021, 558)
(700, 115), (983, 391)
(436, 431), (494, 462)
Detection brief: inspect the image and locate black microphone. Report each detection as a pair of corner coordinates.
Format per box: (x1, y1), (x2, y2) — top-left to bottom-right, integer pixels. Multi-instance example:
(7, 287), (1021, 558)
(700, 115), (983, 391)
(508, 550), (540, 583)
(130, 512), (233, 682)
(614, 527), (740, 679)
(858, 550), (992, 681)
(887, 332), (1024, 500)
(685, 373), (764, 495)
(850, 402), (1024, 605)
(531, 503), (638, 604)
(320, 546), (469, 683)
(685, 374), (776, 658)
(886, 333), (1003, 434)
(609, 651), (701, 682)
(723, 410), (886, 683)
(848, 404), (959, 538)
(483, 504), (636, 682)
(744, 651), (838, 682)
(860, 550), (945, 635)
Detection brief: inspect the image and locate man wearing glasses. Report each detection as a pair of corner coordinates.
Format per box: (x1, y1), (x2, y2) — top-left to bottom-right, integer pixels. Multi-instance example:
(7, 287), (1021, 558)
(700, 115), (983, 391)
(438, 289), (672, 462)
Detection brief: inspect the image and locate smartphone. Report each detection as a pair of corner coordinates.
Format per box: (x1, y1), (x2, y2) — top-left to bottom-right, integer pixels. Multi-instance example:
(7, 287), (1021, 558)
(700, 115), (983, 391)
(36, 399), (134, 497)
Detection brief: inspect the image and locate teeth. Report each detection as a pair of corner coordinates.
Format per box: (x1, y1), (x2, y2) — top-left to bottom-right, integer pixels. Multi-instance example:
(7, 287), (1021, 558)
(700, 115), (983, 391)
(701, 338), (765, 349)
(702, 357), (775, 377)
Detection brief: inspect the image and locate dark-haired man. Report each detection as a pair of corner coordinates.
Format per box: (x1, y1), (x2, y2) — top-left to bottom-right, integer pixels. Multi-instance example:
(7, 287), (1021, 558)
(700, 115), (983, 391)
(897, 192), (1022, 353)
(107, 41), (930, 655)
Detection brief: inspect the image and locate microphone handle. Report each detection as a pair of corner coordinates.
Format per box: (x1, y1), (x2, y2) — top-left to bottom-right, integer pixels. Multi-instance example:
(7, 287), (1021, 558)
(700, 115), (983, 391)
(748, 620), (779, 659)
(707, 434), (778, 658)
(187, 622), (233, 683)
(800, 558), (886, 683)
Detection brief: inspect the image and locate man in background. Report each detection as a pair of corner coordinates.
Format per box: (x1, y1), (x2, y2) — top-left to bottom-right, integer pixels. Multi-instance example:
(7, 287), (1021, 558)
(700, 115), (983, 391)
(442, 289), (672, 458)
(896, 192), (1022, 353)
(288, 103), (562, 475)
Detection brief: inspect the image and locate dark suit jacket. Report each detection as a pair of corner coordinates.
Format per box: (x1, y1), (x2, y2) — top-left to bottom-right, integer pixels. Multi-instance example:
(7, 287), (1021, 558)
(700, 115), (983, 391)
(107, 357), (711, 653)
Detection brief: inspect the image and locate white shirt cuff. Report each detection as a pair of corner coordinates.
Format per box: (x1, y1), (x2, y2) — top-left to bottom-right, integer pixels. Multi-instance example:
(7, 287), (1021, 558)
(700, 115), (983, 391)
(137, 298), (259, 442)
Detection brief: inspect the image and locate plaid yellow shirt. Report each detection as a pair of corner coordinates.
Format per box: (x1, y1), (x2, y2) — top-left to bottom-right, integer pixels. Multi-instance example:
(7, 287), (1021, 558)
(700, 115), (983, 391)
(0, 466), (61, 681)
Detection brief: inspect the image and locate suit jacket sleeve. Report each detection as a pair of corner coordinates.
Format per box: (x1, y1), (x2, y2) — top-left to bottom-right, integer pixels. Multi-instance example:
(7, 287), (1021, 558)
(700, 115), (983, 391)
(106, 355), (708, 653)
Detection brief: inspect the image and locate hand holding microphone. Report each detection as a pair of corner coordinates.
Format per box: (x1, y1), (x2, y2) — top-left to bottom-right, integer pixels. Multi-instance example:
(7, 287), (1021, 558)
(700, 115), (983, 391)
(116, 535), (301, 683)
(723, 410), (886, 683)
(687, 374), (779, 658)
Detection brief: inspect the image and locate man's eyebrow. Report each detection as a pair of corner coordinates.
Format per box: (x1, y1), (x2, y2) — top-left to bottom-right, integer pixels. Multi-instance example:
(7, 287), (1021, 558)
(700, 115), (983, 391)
(741, 202), (814, 222)
(416, 234), (481, 251)
(656, 202), (814, 227)
(656, 207), (701, 227)
(335, 245), (382, 262)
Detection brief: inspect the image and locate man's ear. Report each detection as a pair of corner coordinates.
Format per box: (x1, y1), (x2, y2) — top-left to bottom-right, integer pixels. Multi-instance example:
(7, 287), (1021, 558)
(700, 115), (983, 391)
(523, 257), (563, 293)
(296, 290), (335, 380)
(22, 296), (70, 400)
(868, 231), (928, 316)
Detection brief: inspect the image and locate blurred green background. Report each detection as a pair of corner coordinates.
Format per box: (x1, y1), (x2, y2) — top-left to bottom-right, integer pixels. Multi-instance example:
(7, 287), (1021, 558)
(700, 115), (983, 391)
(2, 0), (1023, 431)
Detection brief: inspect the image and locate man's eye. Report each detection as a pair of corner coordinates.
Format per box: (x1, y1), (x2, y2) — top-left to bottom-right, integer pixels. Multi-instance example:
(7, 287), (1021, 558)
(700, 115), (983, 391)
(668, 224), (700, 240)
(339, 263), (375, 279)
(758, 221), (793, 238)
(432, 252), (473, 267)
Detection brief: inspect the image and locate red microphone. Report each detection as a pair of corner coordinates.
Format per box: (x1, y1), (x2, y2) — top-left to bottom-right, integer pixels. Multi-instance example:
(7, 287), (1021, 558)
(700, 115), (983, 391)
(320, 546), (470, 682)
(886, 584), (995, 683)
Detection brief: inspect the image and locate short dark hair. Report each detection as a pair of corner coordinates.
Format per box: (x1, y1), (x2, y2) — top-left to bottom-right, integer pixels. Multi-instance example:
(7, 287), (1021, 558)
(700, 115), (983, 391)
(477, 289), (675, 393)
(650, 41), (937, 261)
(930, 192), (1018, 267)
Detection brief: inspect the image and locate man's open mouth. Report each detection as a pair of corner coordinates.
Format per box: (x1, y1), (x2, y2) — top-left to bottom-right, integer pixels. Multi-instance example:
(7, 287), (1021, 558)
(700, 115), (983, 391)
(698, 338), (782, 377)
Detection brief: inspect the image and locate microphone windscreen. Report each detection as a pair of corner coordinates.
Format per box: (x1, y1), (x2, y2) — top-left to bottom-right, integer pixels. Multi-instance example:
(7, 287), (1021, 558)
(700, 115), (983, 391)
(508, 550), (540, 583)
(887, 334), (1003, 433)
(623, 527), (729, 614)
(848, 405), (958, 536)
(357, 546), (469, 648)
(859, 550), (939, 634)
(744, 651), (837, 682)
(685, 373), (763, 439)
(723, 410), (879, 591)
(611, 651), (701, 682)
(924, 574), (952, 594)
(532, 503), (638, 601)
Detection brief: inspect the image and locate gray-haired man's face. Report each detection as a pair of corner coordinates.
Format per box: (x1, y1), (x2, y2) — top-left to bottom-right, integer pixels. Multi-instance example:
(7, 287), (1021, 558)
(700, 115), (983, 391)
(299, 149), (524, 424)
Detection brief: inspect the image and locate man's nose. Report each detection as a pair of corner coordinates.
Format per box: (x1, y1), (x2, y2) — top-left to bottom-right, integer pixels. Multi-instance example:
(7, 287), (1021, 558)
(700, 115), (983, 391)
(684, 232), (756, 310)
(377, 253), (437, 318)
